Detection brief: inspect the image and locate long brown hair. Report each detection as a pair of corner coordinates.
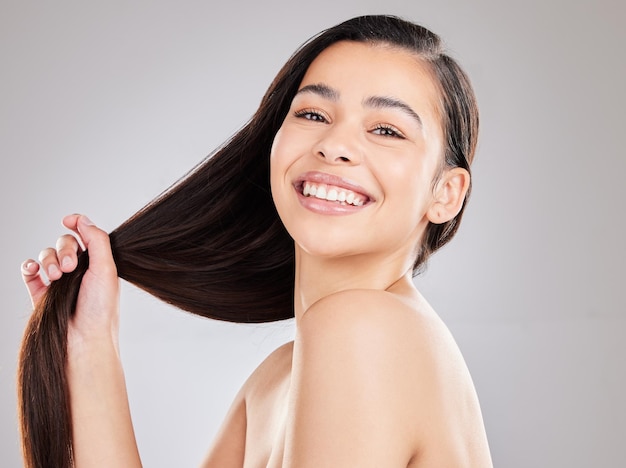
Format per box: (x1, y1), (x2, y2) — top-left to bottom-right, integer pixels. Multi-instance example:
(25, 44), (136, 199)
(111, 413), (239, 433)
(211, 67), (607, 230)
(17, 14), (479, 467)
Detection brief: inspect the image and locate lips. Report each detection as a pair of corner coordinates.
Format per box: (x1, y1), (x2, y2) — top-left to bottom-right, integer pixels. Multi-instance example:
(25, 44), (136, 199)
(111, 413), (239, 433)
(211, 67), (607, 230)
(301, 182), (366, 206)
(293, 171), (374, 213)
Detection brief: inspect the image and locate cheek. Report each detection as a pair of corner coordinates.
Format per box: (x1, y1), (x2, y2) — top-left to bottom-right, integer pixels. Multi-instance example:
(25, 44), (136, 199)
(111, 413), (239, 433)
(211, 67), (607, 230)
(269, 127), (295, 218)
(374, 156), (437, 218)
(269, 126), (297, 177)
(269, 124), (311, 196)
(373, 156), (423, 199)
(269, 127), (283, 166)
(269, 128), (287, 189)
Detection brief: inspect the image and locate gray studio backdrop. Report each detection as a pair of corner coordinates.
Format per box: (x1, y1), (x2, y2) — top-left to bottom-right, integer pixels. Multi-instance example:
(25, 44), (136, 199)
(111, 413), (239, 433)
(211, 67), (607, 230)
(1, 1), (624, 467)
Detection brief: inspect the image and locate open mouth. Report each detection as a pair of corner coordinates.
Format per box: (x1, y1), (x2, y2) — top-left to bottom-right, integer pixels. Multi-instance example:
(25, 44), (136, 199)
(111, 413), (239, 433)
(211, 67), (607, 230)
(297, 181), (369, 206)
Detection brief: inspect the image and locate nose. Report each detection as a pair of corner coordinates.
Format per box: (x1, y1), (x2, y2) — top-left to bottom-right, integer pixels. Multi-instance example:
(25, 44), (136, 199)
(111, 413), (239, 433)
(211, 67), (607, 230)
(314, 123), (363, 165)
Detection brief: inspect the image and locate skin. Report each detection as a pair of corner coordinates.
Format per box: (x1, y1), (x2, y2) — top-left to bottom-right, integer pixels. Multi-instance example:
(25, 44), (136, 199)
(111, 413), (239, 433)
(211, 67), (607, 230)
(22, 41), (492, 467)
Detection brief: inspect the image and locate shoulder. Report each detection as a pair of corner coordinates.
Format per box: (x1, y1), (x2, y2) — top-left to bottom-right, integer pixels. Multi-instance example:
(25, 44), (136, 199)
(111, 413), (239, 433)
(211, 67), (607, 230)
(241, 340), (294, 399)
(298, 288), (451, 368)
(297, 286), (459, 374)
(301, 288), (417, 331)
(296, 287), (443, 406)
(202, 342), (295, 467)
(290, 289), (492, 467)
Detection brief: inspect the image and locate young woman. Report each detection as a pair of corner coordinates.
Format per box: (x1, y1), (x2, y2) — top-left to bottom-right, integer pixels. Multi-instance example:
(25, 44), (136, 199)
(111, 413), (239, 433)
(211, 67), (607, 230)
(19, 15), (492, 467)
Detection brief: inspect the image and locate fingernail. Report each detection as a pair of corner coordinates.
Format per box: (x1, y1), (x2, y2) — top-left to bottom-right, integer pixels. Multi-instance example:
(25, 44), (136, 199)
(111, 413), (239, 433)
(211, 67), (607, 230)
(81, 215), (94, 226)
(62, 256), (72, 268)
(48, 264), (60, 278)
(23, 261), (34, 272)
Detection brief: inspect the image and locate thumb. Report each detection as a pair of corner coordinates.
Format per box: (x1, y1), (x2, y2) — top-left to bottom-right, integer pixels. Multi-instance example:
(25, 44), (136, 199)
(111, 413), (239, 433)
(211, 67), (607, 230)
(63, 214), (116, 277)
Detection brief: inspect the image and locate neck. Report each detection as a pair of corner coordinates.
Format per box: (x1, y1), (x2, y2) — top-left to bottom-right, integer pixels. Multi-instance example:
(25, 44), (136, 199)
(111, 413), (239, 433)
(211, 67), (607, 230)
(292, 247), (416, 322)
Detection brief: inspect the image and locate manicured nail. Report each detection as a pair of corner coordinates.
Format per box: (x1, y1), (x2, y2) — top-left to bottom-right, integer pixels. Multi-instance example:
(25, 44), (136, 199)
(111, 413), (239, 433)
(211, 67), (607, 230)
(81, 215), (94, 226)
(62, 256), (72, 268)
(48, 264), (60, 278)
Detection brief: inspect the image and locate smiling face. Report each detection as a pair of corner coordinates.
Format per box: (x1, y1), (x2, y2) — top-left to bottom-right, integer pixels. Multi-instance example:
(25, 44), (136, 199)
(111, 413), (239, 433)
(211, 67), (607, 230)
(270, 41), (465, 269)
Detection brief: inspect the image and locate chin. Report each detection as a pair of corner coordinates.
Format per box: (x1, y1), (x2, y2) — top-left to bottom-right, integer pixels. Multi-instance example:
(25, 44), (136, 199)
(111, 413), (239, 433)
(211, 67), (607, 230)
(291, 228), (364, 260)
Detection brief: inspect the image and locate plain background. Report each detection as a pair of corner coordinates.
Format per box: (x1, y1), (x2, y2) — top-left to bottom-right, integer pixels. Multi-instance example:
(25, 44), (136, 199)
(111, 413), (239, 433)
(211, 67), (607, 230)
(1, 0), (624, 466)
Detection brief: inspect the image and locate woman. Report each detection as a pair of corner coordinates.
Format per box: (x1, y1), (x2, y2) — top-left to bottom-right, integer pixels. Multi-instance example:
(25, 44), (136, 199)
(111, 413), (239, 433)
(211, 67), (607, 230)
(19, 14), (492, 467)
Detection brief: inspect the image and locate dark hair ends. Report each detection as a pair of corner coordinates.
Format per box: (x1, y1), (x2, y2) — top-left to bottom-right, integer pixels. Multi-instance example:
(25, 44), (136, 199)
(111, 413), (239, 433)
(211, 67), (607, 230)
(17, 15), (478, 467)
(18, 255), (88, 467)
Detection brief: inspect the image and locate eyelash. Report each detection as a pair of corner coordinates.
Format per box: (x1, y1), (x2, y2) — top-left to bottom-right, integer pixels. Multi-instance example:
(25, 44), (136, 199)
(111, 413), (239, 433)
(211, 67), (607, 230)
(293, 109), (405, 139)
(293, 109), (328, 122)
(372, 124), (405, 139)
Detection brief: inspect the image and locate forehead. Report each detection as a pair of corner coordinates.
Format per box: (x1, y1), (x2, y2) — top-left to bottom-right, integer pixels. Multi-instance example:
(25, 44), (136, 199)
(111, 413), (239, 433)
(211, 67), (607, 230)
(299, 41), (441, 116)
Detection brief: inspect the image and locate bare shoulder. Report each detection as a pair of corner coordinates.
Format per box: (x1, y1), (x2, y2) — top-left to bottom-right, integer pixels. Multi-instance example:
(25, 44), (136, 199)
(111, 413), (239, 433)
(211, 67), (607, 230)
(201, 341), (294, 468)
(299, 288), (456, 372)
(241, 340), (294, 396)
(292, 289), (492, 467)
(302, 287), (438, 330)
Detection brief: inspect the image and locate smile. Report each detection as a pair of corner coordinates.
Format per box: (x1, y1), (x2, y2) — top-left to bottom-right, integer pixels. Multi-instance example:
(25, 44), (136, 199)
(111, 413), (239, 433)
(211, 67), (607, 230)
(292, 171), (374, 215)
(302, 182), (366, 206)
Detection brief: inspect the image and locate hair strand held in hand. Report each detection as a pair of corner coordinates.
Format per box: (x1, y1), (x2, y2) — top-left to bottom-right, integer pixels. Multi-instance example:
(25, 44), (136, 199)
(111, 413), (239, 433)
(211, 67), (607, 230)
(17, 14), (478, 467)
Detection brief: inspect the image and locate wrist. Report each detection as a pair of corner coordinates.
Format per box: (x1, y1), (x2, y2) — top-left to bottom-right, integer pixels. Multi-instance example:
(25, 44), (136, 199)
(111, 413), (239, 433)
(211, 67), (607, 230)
(67, 323), (120, 364)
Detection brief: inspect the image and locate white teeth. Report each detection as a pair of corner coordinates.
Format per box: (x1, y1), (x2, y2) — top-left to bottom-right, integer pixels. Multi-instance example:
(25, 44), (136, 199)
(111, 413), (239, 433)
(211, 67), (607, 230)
(315, 186), (327, 199)
(301, 182), (365, 206)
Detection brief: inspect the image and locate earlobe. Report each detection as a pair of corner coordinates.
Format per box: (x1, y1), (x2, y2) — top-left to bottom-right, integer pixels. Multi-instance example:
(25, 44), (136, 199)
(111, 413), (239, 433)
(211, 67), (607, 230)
(427, 168), (470, 224)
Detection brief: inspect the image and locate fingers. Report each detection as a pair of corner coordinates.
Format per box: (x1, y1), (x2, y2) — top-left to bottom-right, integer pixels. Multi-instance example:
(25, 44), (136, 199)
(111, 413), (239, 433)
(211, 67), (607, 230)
(26, 230), (81, 306)
(21, 259), (48, 307)
(62, 214), (116, 277)
(36, 232), (81, 281)
(56, 234), (81, 273)
(21, 214), (113, 308)
(38, 247), (62, 281)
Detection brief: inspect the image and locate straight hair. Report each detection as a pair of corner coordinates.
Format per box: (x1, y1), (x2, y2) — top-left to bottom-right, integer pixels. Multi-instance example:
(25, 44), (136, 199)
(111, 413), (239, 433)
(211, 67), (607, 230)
(17, 14), (478, 467)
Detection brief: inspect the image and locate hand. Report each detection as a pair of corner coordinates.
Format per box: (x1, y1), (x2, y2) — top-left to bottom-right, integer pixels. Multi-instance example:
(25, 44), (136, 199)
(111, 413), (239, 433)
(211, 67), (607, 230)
(21, 214), (121, 348)
(22, 215), (142, 466)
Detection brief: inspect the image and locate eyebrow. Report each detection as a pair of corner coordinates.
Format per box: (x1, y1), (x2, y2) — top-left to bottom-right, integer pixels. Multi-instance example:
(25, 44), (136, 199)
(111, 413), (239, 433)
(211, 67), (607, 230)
(295, 83), (422, 128)
(364, 95), (423, 128)
(296, 83), (339, 101)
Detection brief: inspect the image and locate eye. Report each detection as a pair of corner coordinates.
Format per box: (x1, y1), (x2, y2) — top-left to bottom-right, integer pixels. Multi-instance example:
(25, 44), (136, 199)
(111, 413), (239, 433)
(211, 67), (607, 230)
(372, 124), (405, 139)
(294, 108), (328, 123)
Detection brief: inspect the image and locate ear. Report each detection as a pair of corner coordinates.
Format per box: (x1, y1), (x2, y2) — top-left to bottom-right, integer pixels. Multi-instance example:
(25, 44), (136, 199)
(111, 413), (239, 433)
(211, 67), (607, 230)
(427, 167), (470, 225)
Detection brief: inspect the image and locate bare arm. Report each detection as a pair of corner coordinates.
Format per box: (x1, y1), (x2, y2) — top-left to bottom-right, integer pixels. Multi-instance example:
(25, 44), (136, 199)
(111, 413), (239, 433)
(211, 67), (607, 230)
(23, 215), (142, 467)
(66, 335), (142, 466)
